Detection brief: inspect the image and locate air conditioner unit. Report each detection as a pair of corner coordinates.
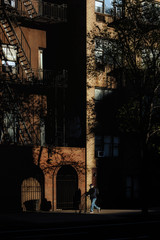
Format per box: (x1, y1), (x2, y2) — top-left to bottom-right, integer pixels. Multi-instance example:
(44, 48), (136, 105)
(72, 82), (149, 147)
(97, 151), (104, 158)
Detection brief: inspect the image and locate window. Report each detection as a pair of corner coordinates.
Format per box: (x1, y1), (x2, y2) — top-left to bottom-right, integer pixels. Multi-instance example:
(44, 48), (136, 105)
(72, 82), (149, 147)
(21, 178), (41, 211)
(95, 0), (104, 13)
(104, 0), (113, 15)
(2, 44), (17, 74)
(4, 0), (16, 7)
(141, 48), (160, 69)
(95, 135), (120, 157)
(95, 38), (110, 67)
(11, 0), (15, 7)
(3, 112), (18, 143)
(40, 119), (45, 146)
(95, 0), (113, 15)
(95, 38), (104, 65)
(126, 176), (139, 200)
(95, 88), (112, 102)
(95, 38), (119, 67)
(38, 49), (43, 80)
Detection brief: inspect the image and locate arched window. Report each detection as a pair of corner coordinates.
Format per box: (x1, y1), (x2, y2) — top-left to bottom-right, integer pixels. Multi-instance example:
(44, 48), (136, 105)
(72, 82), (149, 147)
(21, 177), (41, 211)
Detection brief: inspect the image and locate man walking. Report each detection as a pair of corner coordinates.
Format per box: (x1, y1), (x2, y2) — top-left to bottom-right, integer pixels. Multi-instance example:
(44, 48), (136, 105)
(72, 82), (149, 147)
(86, 184), (100, 213)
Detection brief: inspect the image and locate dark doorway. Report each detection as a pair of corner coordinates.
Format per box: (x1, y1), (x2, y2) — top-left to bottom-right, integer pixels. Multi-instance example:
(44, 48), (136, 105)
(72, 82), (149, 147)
(57, 165), (78, 209)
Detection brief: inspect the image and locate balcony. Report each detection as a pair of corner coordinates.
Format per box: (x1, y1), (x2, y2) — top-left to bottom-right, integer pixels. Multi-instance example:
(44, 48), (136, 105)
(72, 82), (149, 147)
(0, 65), (68, 88)
(0, 0), (67, 23)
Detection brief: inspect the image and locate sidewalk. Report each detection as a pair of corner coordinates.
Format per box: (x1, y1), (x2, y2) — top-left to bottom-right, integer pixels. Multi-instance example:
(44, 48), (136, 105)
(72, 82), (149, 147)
(1, 208), (160, 231)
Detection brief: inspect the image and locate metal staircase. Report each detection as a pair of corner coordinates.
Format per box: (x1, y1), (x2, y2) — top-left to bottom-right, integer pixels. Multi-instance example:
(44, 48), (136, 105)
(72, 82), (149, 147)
(0, 47), (41, 145)
(0, 9), (34, 82)
(0, 1), (68, 146)
(0, 6), (41, 145)
(22, 0), (37, 18)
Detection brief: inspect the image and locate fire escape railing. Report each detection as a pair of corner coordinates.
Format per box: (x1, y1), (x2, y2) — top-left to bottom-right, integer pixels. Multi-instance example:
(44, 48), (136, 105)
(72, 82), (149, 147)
(0, 42), (41, 145)
(0, 4), (38, 145)
(41, 2), (67, 22)
(0, 0), (67, 22)
(0, 1), (68, 146)
(0, 9), (33, 81)
(22, 0), (37, 18)
(0, 59), (68, 145)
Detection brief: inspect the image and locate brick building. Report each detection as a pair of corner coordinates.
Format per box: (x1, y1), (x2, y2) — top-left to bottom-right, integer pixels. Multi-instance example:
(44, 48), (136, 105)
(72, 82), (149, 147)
(62, 0), (160, 209)
(0, 0), (86, 212)
(86, 0), (160, 209)
(1, 0), (160, 212)
(47, 0), (160, 210)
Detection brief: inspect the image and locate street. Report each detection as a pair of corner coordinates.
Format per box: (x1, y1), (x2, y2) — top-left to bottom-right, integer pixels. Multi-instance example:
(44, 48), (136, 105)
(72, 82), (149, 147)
(0, 210), (160, 239)
(1, 221), (160, 239)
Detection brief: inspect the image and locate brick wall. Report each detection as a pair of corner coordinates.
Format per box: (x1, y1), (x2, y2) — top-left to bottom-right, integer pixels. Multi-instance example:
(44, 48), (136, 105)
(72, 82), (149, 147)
(33, 146), (86, 210)
(86, 0), (116, 209)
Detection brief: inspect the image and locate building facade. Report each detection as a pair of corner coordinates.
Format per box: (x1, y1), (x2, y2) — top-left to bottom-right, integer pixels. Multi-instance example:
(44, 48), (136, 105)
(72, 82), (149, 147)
(86, 0), (160, 209)
(1, 0), (160, 212)
(0, 0), (86, 212)
(44, 0), (160, 210)
(86, 0), (122, 209)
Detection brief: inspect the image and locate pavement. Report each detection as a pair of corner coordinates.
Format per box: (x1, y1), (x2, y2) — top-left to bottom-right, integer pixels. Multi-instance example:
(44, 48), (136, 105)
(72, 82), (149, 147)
(1, 208), (160, 231)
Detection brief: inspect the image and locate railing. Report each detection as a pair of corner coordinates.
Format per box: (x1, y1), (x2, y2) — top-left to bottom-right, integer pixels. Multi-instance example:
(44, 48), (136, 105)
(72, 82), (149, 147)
(0, 67), (68, 145)
(0, 65), (68, 86)
(0, 0), (67, 22)
(42, 2), (67, 21)
(17, 26), (31, 66)
(0, 11), (31, 66)
(0, 19), (32, 81)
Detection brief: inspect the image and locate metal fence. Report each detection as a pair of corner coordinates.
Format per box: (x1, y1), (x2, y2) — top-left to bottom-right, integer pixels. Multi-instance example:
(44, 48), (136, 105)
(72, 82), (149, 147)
(21, 177), (41, 211)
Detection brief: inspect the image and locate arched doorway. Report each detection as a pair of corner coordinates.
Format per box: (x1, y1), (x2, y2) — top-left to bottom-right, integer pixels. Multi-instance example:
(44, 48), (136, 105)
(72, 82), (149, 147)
(21, 177), (41, 211)
(57, 165), (78, 210)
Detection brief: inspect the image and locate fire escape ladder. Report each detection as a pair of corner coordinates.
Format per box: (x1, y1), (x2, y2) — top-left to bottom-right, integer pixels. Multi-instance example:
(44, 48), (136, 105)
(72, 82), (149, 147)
(0, 42), (31, 144)
(0, 10), (41, 146)
(0, 49), (41, 145)
(22, 0), (37, 18)
(0, 9), (34, 82)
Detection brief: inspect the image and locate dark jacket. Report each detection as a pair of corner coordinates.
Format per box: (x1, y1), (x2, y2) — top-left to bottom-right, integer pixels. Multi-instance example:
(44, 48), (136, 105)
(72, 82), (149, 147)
(86, 187), (98, 200)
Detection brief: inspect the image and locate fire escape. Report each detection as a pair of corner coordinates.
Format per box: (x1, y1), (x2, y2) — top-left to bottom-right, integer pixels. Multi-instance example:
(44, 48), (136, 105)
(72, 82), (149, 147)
(0, 0), (67, 145)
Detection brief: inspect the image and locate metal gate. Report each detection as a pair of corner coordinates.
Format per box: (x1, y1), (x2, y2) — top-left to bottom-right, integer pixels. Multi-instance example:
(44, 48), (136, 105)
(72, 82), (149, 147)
(57, 165), (78, 210)
(21, 177), (41, 211)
